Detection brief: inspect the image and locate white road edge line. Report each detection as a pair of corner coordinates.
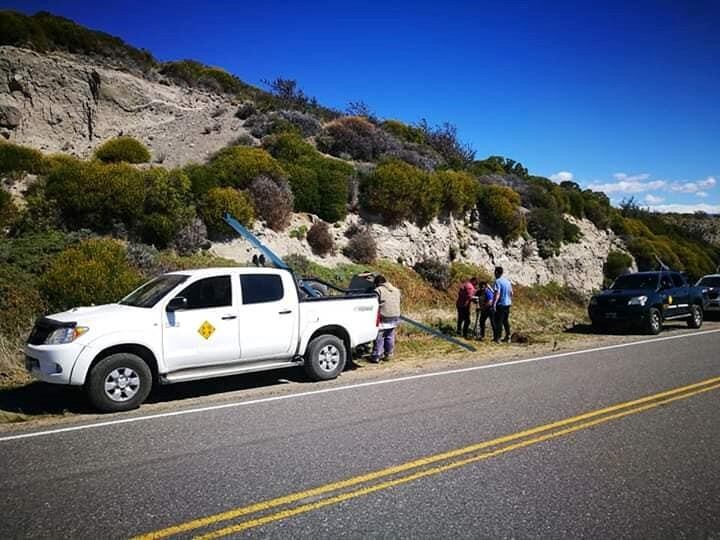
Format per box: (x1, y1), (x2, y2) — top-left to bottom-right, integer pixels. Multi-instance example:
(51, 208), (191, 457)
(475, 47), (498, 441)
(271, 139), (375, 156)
(2, 328), (719, 443)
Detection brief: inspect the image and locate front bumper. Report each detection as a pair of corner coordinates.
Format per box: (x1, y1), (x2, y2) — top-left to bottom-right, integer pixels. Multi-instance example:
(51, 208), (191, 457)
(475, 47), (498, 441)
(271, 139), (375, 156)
(24, 343), (86, 385)
(588, 305), (649, 324)
(705, 299), (720, 312)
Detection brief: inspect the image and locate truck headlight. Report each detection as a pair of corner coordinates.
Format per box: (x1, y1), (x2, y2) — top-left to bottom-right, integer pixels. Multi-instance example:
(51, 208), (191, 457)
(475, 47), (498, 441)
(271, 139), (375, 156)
(627, 296), (648, 306)
(45, 326), (89, 345)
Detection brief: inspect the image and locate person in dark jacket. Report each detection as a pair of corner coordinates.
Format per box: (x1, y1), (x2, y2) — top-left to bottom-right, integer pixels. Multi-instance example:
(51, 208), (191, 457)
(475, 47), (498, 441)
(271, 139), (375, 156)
(475, 281), (495, 340)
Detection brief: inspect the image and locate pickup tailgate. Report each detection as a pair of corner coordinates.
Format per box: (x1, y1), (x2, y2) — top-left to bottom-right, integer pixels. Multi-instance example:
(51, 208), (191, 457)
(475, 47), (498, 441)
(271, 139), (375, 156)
(299, 294), (379, 349)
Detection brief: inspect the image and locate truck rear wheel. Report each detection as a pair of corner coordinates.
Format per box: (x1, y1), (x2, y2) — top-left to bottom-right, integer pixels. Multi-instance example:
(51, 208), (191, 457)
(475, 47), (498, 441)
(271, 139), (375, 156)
(687, 304), (703, 329)
(304, 335), (346, 381)
(86, 353), (152, 412)
(644, 307), (662, 335)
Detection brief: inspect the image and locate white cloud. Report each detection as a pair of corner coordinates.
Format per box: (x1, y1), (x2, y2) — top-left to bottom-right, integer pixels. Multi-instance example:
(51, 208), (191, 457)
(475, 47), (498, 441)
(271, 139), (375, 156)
(646, 203), (720, 214)
(587, 179), (666, 194)
(613, 172), (650, 182)
(550, 171), (574, 183)
(696, 191), (708, 198)
(699, 176), (717, 188)
(644, 194), (664, 204)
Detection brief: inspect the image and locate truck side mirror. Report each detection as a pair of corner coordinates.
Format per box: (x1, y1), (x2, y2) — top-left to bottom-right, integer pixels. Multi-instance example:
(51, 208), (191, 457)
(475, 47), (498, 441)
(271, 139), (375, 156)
(166, 296), (188, 312)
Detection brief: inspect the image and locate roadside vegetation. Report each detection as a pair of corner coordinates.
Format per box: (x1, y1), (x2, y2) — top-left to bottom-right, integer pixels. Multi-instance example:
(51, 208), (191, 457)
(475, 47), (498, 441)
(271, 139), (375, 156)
(1, 10), (719, 401)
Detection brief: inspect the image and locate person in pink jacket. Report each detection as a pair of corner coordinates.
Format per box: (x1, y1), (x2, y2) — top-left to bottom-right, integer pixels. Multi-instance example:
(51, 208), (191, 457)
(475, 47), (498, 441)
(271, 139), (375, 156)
(456, 277), (478, 338)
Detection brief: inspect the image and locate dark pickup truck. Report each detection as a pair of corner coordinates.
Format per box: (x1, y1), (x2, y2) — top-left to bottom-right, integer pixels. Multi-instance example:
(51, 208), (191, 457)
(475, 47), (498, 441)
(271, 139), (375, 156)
(589, 271), (705, 335)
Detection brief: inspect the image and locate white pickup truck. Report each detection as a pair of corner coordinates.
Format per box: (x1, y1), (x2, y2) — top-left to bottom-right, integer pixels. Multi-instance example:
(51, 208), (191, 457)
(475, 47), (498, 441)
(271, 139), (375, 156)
(25, 267), (380, 412)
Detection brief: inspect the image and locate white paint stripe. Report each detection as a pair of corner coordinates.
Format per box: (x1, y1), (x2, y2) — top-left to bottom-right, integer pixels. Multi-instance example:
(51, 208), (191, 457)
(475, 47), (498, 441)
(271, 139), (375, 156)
(1, 328), (719, 443)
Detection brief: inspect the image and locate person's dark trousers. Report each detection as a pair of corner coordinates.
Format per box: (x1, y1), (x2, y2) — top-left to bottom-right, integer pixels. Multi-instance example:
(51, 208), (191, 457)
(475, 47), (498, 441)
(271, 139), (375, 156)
(457, 305), (471, 338)
(479, 308), (494, 339)
(493, 305), (511, 342)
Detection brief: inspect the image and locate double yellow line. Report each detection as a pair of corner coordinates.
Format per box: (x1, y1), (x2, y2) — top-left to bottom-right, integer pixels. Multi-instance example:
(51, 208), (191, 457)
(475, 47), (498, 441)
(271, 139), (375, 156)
(134, 375), (720, 540)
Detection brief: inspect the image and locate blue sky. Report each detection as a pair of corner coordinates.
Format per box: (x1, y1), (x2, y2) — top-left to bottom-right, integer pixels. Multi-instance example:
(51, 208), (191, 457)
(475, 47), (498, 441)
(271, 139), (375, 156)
(3, 0), (719, 212)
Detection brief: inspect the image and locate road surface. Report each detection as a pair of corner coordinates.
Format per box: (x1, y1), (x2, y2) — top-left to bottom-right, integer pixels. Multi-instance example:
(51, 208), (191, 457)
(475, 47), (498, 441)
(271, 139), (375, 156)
(1, 327), (719, 538)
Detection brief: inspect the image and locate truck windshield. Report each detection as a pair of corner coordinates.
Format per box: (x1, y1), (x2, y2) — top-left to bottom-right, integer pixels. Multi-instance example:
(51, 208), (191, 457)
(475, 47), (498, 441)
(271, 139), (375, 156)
(698, 276), (720, 287)
(119, 275), (188, 308)
(610, 274), (658, 290)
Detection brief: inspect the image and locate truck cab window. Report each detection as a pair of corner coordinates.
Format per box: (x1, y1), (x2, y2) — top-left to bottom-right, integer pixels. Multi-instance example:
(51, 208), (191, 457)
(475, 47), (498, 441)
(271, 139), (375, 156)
(241, 274), (284, 304)
(178, 276), (232, 309)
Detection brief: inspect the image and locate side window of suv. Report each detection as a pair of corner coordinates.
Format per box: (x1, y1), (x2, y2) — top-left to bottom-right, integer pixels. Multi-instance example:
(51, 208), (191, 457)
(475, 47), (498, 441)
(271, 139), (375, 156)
(660, 274), (673, 290)
(671, 273), (686, 288)
(178, 276), (232, 309)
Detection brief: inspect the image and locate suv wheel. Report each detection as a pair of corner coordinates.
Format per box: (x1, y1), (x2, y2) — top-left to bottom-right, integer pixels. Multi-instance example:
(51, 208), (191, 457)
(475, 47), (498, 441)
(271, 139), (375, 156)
(86, 353), (152, 412)
(304, 335), (346, 381)
(687, 304), (703, 329)
(645, 307), (662, 335)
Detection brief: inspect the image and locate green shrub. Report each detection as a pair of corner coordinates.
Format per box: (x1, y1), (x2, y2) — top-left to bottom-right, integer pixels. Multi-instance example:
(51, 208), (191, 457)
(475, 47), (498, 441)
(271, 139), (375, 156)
(562, 219), (582, 243)
(183, 163), (219, 197)
(0, 230), (76, 276)
(46, 159), (145, 231)
(380, 120), (426, 144)
(209, 147), (286, 189)
(40, 239), (143, 311)
(604, 251), (633, 282)
(435, 170), (479, 216)
(0, 265), (45, 335)
(476, 184), (525, 241)
(0, 141), (48, 175)
(414, 259), (451, 291)
(264, 133), (350, 222)
(582, 190), (612, 230)
(94, 136), (151, 164)
(0, 190), (18, 228)
(306, 221), (334, 255)
(140, 168), (194, 247)
(199, 187), (254, 239)
(360, 160), (441, 225)
(160, 60), (254, 96)
(527, 207), (563, 258)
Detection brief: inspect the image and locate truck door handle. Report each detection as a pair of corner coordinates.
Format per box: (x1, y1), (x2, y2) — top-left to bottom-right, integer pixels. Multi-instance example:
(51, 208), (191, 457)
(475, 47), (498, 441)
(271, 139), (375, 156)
(221, 315), (237, 320)
(279, 310), (292, 315)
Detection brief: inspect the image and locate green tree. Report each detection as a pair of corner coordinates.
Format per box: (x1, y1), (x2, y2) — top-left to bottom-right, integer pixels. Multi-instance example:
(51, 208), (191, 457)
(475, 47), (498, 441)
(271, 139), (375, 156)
(199, 187), (254, 238)
(208, 147), (286, 189)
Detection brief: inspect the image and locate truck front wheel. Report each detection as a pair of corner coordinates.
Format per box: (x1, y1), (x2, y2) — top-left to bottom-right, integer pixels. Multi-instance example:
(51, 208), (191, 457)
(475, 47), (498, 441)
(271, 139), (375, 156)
(304, 335), (346, 381)
(86, 353), (152, 412)
(687, 304), (703, 329)
(644, 307), (663, 335)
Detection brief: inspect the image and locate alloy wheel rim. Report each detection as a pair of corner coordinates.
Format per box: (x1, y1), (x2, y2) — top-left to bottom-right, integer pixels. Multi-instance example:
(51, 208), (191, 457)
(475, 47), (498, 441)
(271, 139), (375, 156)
(318, 344), (341, 372)
(104, 367), (141, 402)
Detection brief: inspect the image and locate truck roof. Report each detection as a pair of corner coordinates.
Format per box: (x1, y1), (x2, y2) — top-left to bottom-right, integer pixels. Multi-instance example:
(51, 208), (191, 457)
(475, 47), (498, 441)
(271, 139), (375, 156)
(166, 267), (287, 278)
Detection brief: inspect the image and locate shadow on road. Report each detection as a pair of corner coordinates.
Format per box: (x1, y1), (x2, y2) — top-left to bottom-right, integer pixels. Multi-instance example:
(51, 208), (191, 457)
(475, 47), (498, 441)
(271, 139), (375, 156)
(565, 321), (699, 336)
(0, 360), (366, 417)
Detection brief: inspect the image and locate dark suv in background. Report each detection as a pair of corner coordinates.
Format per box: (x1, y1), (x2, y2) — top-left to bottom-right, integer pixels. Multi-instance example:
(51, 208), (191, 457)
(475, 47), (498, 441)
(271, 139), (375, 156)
(696, 274), (720, 315)
(589, 271), (706, 335)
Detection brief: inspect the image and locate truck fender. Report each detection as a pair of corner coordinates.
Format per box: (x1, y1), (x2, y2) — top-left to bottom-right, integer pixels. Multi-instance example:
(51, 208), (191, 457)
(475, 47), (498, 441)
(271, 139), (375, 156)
(299, 324), (352, 356)
(69, 332), (164, 386)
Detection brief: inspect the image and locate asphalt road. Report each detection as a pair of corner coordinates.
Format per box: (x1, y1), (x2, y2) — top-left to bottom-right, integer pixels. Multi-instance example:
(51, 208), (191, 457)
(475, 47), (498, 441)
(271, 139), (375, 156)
(1, 328), (719, 539)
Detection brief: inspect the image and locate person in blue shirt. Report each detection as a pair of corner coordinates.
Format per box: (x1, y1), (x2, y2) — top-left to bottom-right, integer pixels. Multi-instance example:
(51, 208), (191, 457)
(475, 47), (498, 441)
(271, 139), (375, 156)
(492, 266), (513, 343)
(474, 281), (496, 340)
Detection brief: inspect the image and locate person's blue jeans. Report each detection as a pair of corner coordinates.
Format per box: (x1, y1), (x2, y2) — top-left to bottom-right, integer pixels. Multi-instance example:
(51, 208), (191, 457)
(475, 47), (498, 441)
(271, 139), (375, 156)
(371, 328), (396, 360)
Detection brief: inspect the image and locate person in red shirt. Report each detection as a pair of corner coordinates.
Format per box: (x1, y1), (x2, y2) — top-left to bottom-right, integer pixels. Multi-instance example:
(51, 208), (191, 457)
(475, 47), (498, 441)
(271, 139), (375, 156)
(456, 277), (478, 338)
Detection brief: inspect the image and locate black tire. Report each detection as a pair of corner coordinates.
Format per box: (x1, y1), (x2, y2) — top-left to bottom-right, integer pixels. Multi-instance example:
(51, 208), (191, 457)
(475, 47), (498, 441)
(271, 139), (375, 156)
(687, 304), (703, 329)
(644, 307), (663, 335)
(304, 335), (346, 381)
(86, 353), (152, 412)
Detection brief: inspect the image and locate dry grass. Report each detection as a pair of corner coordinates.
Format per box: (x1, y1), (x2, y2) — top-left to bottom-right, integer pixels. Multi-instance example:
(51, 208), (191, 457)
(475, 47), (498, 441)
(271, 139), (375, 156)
(0, 330), (32, 390)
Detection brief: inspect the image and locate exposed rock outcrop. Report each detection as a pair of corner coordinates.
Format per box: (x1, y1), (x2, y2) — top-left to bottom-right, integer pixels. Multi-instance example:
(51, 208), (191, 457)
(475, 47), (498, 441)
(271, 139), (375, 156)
(211, 213), (629, 293)
(0, 46), (252, 167)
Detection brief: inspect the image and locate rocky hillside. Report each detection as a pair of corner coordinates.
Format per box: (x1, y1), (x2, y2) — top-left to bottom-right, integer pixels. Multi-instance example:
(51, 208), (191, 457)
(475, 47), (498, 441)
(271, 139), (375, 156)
(1, 10), (718, 298)
(1, 46), (251, 167)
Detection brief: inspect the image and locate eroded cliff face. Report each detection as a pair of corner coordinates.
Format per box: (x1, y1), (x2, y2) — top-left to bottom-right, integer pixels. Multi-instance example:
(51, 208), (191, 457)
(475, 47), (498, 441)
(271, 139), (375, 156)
(1, 45), (632, 292)
(0, 46), (250, 167)
(211, 213), (630, 293)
